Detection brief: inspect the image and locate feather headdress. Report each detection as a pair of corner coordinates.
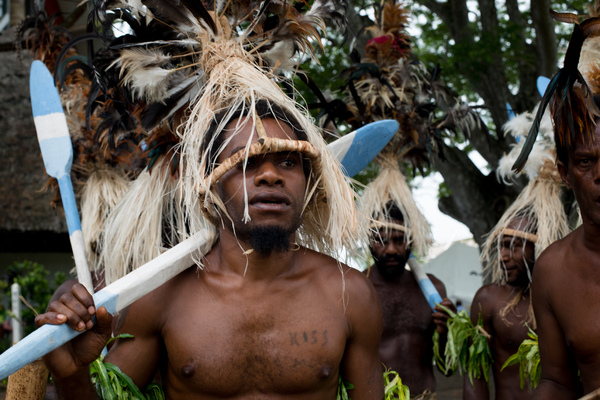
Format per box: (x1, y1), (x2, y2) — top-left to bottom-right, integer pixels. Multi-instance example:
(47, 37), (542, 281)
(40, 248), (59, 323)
(340, 1), (484, 257)
(481, 105), (569, 286)
(41, 0), (360, 283)
(17, 7), (139, 281)
(512, 10), (600, 171)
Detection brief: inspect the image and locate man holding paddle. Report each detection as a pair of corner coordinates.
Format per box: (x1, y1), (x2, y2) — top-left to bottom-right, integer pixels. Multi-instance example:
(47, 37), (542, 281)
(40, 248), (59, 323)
(36, 102), (385, 399)
(364, 203), (454, 399)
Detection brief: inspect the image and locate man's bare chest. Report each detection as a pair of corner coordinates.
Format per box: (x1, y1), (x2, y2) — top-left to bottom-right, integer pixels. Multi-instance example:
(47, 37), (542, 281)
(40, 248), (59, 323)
(554, 277), (600, 366)
(159, 289), (348, 397)
(374, 283), (432, 334)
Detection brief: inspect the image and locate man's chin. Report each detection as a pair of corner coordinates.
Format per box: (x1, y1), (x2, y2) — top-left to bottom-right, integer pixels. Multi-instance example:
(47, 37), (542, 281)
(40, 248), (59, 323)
(249, 226), (294, 257)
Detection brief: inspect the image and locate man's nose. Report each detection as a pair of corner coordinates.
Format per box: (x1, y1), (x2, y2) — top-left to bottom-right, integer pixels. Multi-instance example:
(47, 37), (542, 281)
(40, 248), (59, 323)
(594, 160), (600, 184)
(500, 245), (511, 260)
(254, 159), (284, 186)
(383, 241), (398, 254)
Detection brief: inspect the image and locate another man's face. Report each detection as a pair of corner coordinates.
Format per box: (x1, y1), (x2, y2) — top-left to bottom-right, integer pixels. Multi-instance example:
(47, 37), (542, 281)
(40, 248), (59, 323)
(558, 122), (600, 227)
(215, 117), (308, 255)
(500, 218), (535, 287)
(370, 223), (411, 279)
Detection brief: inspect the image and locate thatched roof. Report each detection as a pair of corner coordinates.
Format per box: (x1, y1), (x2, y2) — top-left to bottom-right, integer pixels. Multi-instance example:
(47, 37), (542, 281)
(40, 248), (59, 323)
(0, 28), (69, 252)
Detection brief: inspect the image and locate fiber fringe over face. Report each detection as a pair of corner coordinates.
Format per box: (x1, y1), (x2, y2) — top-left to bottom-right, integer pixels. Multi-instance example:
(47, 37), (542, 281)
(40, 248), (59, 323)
(180, 79), (360, 255)
(359, 155), (432, 258)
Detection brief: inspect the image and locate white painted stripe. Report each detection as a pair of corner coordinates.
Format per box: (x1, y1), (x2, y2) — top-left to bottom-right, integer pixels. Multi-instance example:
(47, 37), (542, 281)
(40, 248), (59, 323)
(69, 230), (93, 293)
(326, 132), (353, 161)
(34, 113), (69, 141)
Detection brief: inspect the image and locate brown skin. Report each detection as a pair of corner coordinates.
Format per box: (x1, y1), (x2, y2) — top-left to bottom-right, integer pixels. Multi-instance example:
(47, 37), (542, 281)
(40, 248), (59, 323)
(365, 226), (454, 395)
(35, 118), (384, 400)
(463, 217), (535, 400)
(532, 124), (600, 399)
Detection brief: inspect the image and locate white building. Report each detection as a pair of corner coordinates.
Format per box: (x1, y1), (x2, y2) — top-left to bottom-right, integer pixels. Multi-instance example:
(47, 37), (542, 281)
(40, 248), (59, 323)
(422, 239), (483, 308)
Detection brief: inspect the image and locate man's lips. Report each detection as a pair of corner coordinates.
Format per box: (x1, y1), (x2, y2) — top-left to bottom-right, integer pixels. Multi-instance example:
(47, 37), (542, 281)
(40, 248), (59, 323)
(249, 191), (291, 210)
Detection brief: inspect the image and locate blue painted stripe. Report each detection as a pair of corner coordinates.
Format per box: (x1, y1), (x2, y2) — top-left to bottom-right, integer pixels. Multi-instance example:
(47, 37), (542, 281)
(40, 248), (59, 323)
(30, 60), (64, 117)
(418, 279), (443, 311)
(0, 289), (118, 380)
(537, 76), (550, 97)
(340, 120), (398, 177)
(39, 136), (72, 178)
(58, 175), (81, 235)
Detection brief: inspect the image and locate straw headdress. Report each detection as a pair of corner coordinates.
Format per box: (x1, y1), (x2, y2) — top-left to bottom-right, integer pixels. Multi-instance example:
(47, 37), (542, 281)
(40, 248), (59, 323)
(339, 0), (484, 257)
(481, 104), (569, 287)
(25, 1), (361, 284)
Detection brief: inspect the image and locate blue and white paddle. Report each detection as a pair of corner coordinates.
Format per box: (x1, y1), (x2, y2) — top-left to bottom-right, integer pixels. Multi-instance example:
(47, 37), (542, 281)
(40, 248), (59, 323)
(30, 60), (94, 293)
(408, 256), (443, 311)
(327, 120), (398, 177)
(0, 101), (398, 379)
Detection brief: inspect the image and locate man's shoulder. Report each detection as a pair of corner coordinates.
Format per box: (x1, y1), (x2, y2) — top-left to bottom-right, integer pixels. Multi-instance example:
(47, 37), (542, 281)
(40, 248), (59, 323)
(535, 229), (578, 278)
(471, 284), (511, 311)
(303, 249), (374, 292)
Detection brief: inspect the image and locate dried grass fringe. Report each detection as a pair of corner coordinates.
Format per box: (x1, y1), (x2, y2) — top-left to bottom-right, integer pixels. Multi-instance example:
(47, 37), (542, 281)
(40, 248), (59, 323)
(99, 158), (213, 284)
(358, 155), (431, 258)
(80, 169), (130, 271)
(498, 287), (536, 330)
(480, 175), (569, 286)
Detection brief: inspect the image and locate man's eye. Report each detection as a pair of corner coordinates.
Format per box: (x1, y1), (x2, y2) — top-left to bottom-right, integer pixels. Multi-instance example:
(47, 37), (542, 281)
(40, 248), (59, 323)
(280, 157), (298, 168)
(241, 158), (257, 169)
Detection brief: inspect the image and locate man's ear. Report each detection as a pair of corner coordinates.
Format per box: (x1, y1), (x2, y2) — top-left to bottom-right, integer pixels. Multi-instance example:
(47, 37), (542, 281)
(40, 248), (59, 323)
(557, 160), (572, 190)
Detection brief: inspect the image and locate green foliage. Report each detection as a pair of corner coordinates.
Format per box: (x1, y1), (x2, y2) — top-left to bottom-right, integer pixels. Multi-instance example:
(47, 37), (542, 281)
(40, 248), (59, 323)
(432, 305), (493, 385)
(90, 334), (165, 400)
(2, 260), (67, 338)
(337, 376), (354, 400)
(383, 368), (410, 400)
(501, 327), (540, 390)
(337, 368), (410, 400)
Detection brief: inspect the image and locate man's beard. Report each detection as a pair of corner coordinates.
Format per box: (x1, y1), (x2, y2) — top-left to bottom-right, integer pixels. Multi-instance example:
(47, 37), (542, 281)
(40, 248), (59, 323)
(249, 226), (294, 256)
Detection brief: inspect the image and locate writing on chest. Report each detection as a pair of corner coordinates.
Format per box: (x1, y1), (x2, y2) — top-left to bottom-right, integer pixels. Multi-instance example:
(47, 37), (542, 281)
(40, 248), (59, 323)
(162, 317), (344, 396)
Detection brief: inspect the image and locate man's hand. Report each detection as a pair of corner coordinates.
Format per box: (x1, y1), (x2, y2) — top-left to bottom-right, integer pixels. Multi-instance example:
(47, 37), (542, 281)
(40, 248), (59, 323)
(34, 283), (113, 380)
(433, 298), (456, 335)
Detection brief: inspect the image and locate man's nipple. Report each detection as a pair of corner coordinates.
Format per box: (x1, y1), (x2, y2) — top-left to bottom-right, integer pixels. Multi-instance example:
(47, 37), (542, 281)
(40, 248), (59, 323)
(181, 360), (196, 378)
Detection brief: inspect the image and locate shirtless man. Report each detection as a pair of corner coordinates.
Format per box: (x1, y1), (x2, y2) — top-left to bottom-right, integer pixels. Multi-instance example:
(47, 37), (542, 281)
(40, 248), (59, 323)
(35, 106), (385, 399)
(464, 216), (536, 400)
(365, 205), (454, 399)
(531, 118), (600, 398)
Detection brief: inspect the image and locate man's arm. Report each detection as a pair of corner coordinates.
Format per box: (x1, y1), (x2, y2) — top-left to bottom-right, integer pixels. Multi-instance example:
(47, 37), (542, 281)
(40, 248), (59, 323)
(429, 275), (456, 374)
(341, 268), (384, 400)
(35, 283), (162, 399)
(532, 252), (580, 400)
(34, 283), (112, 399)
(463, 286), (494, 400)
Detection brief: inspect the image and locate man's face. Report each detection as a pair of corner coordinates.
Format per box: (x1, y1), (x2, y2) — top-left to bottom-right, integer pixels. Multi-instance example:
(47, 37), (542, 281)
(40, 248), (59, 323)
(499, 218), (535, 287)
(214, 117), (308, 252)
(558, 122), (600, 227)
(370, 223), (411, 279)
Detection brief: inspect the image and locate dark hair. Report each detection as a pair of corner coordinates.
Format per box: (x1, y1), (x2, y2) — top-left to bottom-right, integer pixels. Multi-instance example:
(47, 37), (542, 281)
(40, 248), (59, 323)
(555, 94), (600, 166)
(373, 201), (405, 224)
